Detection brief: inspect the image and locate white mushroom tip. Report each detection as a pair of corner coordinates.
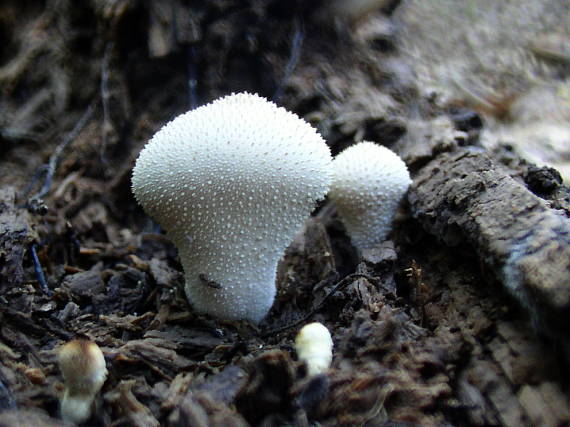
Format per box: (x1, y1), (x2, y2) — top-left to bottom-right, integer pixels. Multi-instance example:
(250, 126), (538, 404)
(295, 322), (334, 377)
(58, 339), (107, 424)
(329, 141), (411, 251)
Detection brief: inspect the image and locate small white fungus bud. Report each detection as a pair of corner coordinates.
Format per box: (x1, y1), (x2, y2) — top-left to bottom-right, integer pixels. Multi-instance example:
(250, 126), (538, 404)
(132, 92), (332, 323)
(58, 339), (107, 424)
(328, 141), (411, 251)
(295, 322), (334, 377)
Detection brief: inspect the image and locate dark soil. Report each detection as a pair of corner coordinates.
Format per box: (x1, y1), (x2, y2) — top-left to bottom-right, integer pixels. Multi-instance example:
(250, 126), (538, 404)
(1, 1), (569, 426)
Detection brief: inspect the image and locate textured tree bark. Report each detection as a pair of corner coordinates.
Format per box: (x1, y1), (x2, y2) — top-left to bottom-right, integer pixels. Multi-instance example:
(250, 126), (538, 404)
(0, 187), (38, 293)
(408, 148), (570, 346)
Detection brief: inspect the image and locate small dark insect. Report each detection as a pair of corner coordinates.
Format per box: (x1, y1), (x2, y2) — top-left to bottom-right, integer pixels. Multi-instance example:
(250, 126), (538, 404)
(199, 273), (222, 289)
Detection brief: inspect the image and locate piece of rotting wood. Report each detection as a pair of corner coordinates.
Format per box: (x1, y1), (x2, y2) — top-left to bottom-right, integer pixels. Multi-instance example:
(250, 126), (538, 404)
(0, 187), (38, 293)
(408, 147), (570, 347)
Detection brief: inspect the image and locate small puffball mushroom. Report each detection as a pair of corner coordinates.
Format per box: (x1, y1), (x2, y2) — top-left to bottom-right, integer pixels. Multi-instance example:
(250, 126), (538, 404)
(328, 141), (411, 251)
(295, 322), (333, 377)
(58, 339), (107, 424)
(132, 92), (332, 323)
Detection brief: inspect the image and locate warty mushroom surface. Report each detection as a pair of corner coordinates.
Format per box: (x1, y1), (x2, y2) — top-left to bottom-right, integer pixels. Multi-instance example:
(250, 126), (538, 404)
(132, 92), (332, 322)
(328, 141), (411, 251)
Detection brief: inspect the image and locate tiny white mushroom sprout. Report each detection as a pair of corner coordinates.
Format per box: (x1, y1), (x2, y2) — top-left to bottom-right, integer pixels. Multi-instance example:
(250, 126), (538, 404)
(58, 339), (107, 424)
(132, 92), (332, 323)
(328, 141), (411, 251)
(295, 322), (334, 377)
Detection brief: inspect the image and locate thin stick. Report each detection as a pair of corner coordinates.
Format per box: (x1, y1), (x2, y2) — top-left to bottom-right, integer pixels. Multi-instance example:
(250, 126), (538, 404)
(100, 42), (113, 162)
(19, 165), (48, 200)
(187, 44), (199, 110)
(30, 243), (51, 296)
(27, 102), (95, 202)
(272, 16), (304, 103)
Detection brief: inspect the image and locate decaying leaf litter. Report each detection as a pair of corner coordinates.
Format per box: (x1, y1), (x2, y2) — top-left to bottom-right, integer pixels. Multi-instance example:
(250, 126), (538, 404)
(1, 1), (569, 426)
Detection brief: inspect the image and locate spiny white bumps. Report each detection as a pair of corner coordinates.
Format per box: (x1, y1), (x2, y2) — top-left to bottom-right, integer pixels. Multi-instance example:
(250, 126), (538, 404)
(295, 322), (333, 376)
(58, 339), (107, 424)
(132, 92), (332, 323)
(328, 141), (411, 250)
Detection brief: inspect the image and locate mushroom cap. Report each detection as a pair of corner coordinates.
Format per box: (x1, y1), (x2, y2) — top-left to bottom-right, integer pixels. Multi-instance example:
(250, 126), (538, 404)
(328, 141), (411, 250)
(58, 339), (107, 395)
(132, 92), (332, 322)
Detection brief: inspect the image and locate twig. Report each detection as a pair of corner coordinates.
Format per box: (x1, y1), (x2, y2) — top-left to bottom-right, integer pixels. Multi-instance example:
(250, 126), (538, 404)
(169, 1), (199, 110)
(19, 165), (48, 200)
(0, 370), (16, 411)
(25, 102), (95, 204)
(261, 272), (371, 338)
(30, 243), (51, 296)
(1, 128), (40, 143)
(272, 16), (304, 103)
(100, 42), (113, 163)
(187, 44), (199, 109)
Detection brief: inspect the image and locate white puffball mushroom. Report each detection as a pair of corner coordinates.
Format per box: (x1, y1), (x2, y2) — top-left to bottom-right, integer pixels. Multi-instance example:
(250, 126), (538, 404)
(132, 92), (332, 323)
(295, 322), (334, 377)
(58, 339), (107, 424)
(328, 141), (411, 251)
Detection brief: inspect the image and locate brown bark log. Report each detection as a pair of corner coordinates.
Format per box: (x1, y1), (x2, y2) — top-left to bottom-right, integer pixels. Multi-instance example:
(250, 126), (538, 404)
(408, 148), (570, 347)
